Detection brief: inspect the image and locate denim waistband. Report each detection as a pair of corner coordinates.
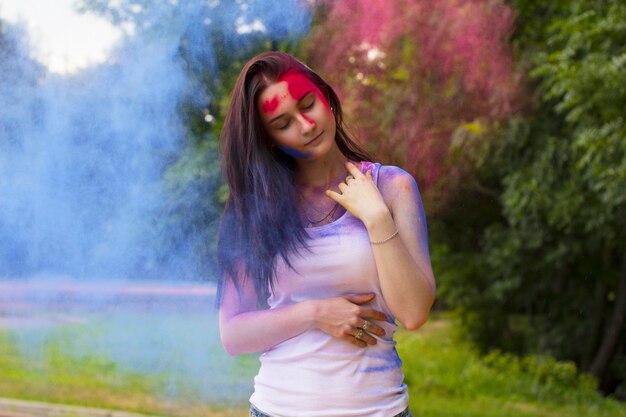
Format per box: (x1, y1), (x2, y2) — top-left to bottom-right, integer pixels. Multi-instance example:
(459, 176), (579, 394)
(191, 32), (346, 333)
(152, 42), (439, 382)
(249, 404), (413, 417)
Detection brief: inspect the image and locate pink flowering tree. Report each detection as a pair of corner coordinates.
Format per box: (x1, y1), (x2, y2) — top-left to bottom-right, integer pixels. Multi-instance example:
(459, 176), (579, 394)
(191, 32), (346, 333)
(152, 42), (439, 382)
(305, 0), (524, 203)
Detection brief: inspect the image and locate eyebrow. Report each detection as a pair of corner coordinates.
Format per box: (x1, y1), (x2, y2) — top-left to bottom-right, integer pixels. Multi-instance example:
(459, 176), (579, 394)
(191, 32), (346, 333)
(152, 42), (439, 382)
(267, 91), (315, 124)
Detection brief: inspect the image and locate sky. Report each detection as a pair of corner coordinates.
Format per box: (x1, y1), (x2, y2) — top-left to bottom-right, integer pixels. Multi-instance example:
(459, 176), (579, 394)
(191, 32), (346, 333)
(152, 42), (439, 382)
(0, 0), (124, 74)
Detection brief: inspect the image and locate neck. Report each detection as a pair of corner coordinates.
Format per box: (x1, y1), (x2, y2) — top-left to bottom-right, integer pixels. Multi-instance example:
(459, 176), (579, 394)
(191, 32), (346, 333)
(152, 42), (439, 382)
(293, 144), (351, 189)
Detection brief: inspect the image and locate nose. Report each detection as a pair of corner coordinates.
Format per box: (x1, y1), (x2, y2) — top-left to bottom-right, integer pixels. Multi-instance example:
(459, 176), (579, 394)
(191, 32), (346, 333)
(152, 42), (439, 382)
(297, 113), (316, 134)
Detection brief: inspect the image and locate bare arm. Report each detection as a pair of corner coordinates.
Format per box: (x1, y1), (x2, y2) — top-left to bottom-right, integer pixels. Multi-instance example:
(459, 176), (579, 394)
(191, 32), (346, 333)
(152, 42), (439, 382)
(219, 274), (315, 355)
(365, 166), (436, 330)
(219, 271), (388, 356)
(326, 163), (436, 331)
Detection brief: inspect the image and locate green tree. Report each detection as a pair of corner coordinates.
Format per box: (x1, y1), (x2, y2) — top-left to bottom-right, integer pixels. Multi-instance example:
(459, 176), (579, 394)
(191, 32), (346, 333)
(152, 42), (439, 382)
(435, 0), (626, 397)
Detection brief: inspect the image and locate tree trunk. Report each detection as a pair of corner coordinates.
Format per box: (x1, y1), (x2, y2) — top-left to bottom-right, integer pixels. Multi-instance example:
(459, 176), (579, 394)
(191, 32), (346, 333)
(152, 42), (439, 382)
(581, 279), (607, 371)
(589, 252), (626, 382)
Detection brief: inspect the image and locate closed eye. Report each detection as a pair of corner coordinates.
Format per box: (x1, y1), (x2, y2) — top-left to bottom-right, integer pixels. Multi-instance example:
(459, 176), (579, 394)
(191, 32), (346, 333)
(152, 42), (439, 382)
(276, 95), (315, 130)
(301, 94), (315, 110)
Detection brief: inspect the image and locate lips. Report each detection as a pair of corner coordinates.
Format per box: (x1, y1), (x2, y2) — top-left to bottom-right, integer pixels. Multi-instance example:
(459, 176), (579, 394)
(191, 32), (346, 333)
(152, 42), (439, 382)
(305, 131), (324, 146)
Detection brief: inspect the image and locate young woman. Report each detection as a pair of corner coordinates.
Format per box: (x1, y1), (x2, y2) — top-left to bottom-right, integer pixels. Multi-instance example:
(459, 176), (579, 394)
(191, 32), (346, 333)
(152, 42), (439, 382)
(216, 51), (436, 417)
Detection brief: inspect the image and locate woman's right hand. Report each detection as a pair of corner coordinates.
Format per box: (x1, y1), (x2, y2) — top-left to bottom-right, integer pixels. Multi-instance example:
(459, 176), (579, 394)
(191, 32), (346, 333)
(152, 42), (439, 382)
(311, 293), (388, 348)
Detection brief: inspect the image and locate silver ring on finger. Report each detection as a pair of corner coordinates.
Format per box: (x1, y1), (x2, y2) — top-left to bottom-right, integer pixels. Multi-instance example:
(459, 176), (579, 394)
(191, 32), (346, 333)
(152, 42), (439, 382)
(360, 321), (370, 332)
(353, 328), (364, 340)
(346, 175), (355, 182)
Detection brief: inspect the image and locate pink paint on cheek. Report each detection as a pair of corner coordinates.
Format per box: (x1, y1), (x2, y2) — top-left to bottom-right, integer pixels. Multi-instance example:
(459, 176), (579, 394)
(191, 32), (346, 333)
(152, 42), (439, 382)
(279, 70), (332, 113)
(302, 114), (315, 125)
(261, 95), (280, 113)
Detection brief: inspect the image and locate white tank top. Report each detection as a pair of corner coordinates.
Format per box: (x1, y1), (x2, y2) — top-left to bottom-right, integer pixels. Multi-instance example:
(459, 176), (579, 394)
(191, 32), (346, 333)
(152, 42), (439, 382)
(250, 161), (409, 417)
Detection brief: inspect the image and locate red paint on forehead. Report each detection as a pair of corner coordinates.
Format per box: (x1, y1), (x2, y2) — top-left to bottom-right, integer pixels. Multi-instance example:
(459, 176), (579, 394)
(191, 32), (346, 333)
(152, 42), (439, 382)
(261, 95), (280, 114)
(278, 70), (331, 112)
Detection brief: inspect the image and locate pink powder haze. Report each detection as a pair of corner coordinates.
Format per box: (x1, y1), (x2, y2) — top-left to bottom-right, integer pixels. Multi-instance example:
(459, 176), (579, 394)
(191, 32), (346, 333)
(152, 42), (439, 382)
(306, 0), (524, 198)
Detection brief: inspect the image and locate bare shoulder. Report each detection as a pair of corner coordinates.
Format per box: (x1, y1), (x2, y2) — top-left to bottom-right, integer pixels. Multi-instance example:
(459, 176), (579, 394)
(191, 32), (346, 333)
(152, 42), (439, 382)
(370, 165), (417, 218)
(377, 164), (420, 196)
(378, 164), (413, 180)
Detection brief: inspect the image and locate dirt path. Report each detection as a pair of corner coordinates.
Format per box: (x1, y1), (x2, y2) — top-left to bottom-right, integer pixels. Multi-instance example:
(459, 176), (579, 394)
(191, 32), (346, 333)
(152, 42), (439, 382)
(0, 398), (164, 417)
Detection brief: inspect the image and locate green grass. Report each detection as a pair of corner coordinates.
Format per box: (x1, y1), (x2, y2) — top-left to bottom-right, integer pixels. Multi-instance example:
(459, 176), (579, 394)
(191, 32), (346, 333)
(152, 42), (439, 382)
(0, 312), (624, 417)
(0, 328), (249, 417)
(397, 311), (626, 417)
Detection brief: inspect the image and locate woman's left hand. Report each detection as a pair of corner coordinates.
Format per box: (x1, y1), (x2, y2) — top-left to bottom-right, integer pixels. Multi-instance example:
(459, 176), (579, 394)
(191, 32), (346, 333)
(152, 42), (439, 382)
(325, 161), (390, 225)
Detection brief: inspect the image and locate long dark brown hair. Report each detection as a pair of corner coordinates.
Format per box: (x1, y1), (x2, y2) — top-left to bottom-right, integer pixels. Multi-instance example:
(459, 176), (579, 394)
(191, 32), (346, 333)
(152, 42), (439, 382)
(216, 51), (373, 307)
